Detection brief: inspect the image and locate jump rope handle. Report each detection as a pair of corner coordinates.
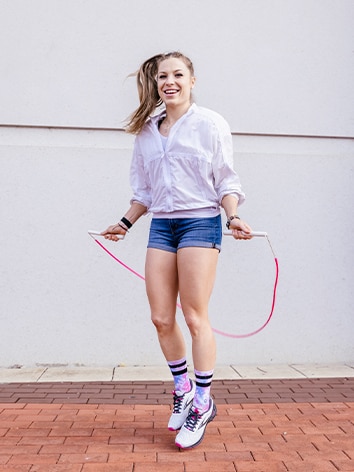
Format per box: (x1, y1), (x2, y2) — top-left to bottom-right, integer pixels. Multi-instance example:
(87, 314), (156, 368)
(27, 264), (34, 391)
(223, 230), (268, 237)
(88, 230), (125, 240)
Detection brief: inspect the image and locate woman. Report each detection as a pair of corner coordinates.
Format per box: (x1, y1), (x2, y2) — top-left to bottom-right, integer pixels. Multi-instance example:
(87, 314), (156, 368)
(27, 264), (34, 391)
(102, 51), (252, 449)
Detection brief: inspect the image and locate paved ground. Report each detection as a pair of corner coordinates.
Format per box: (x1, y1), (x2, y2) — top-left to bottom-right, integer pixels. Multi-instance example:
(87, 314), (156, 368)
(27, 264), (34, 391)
(0, 367), (353, 471)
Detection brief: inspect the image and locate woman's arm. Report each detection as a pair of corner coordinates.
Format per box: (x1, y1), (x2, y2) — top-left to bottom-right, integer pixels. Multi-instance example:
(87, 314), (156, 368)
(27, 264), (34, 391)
(221, 194), (252, 240)
(101, 202), (147, 241)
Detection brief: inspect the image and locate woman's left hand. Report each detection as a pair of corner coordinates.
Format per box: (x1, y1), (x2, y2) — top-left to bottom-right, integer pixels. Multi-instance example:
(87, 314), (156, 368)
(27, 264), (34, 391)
(229, 219), (253, 240)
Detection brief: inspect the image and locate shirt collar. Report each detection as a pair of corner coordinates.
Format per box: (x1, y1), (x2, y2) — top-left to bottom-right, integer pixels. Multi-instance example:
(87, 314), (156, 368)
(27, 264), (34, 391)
(150, 103), (197, 127)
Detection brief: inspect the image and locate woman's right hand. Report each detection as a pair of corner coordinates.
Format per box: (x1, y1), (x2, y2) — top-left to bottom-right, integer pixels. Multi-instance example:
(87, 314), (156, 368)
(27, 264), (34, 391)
(101, 223), (127, 241)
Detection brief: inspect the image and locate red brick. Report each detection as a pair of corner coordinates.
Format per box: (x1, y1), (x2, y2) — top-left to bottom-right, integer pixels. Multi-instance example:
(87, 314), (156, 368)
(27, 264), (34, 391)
(64, 436), (109, 446)
(134, 464), (184, 472)
(0, 454), (11, 464)
(0, 465), (32, 471)
(234, 461), (287, 471)
(5, 428), (51, 438)
(108, 451), (156, 462)
(30, 466), (83, 471)
(224, 441), (272, 452)
(331, 460), (354, 471)
(8, 453), (60, 465)
(284, 459), (338, 471)
(82, 464), (134, 471)
(18, 437), (64, 446)
(158, 450), (205, 462)
(186, 463), (236, 472)
(49, 428), (93, 437)
(205, 451), (253, 461)
(38, 445), (86, 454)
(0, 446), (40, 455)
(58, 453), (108, 463)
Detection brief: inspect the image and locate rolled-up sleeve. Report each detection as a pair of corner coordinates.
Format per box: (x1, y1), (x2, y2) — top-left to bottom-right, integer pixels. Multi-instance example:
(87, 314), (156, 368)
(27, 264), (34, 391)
(129, 138), (152, 209)
(211, 118), (245, 206)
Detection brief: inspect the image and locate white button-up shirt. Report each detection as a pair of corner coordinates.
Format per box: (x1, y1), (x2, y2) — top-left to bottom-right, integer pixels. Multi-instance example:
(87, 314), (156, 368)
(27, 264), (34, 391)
(130, 103), (245, 217)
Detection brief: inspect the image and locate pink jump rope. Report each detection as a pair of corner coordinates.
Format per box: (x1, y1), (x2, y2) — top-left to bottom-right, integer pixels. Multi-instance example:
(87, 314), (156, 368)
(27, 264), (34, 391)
(88, 229), (279, 338)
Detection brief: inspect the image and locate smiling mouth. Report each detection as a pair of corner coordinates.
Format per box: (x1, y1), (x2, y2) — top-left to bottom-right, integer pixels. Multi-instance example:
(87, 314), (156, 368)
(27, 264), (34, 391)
(164, 89), (179, 96)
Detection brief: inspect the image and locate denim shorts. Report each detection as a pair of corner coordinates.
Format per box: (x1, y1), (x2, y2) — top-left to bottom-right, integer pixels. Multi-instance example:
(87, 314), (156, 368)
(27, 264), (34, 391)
(147, 215), (222, 253)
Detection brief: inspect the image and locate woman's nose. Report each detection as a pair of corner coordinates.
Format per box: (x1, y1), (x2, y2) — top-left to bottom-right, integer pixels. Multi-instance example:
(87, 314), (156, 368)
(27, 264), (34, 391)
(166, 74), (174, 85)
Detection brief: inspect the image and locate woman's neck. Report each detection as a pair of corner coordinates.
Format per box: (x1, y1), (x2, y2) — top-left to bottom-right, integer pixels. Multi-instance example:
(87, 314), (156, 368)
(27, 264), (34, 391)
(164, 102), (192, 126)
(159, 102), (192, 136)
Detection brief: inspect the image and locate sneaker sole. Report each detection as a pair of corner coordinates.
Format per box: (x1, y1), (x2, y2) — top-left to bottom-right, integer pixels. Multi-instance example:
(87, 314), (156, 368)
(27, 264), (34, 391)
(169, 426), (180, 431)
(175, 403), (217, 449)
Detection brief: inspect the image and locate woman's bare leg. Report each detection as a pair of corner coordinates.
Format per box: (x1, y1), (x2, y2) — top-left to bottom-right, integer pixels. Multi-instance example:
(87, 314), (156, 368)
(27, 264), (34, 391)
(177, 247), (218, 371)
(145, 248), (186, 361)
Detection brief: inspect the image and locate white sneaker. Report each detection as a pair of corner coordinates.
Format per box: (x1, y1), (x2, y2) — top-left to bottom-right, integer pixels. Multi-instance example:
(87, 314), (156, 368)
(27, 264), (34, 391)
(168, 380), (196, 431)
(175, 399), (217, 449)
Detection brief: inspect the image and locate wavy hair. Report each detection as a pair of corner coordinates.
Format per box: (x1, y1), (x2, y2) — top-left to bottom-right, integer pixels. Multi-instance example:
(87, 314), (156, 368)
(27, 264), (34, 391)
(125, 52), (195, 135)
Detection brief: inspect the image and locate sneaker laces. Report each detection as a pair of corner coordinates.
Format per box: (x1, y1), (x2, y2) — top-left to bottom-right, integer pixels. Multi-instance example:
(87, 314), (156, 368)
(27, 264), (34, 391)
(171, 390), (185, 414)
(184, 406), (202, 432)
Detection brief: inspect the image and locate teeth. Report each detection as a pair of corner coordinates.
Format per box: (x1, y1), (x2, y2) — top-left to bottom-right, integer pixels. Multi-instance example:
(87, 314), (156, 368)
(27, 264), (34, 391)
(165, 90), (178, 94)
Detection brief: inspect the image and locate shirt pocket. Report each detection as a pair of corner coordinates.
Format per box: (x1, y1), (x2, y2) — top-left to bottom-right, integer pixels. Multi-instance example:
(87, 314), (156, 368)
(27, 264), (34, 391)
(143, 151), (164, 183)
(170, 153), (213, 201)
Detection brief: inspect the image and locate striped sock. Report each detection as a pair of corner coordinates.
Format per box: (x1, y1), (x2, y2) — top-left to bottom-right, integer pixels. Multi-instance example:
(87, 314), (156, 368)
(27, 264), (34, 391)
(194, 369), (214, 412)
(168, 358), (191, 393)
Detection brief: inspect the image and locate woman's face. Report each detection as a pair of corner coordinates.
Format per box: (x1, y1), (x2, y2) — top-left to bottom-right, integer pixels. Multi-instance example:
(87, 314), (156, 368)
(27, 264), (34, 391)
(157, 57), (195, 109)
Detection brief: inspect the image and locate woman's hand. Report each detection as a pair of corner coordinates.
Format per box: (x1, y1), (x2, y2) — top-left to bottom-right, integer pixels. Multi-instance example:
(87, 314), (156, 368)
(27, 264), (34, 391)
(229, 218), (253, 240)
(101, 223), (127, 242)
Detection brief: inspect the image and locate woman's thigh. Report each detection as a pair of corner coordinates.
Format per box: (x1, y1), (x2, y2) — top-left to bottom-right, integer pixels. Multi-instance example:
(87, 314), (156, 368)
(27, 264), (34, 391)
(177, 247), (219, 315)
(145, 248), (179, 317)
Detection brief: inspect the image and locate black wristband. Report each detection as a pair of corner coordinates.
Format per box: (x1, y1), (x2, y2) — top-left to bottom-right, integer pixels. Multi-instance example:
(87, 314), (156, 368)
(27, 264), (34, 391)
(120, 216), (132, 229)
(226, 215), (240, 229)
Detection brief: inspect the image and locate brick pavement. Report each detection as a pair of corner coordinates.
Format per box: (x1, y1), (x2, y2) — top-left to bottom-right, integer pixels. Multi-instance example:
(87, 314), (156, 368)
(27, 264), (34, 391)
(0, 378), (353, 471)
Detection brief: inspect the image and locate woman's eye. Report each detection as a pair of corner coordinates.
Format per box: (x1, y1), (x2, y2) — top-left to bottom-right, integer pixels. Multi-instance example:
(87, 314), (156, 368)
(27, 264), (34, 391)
(158, 75), (166, 80)
(175, 73), (183, 77)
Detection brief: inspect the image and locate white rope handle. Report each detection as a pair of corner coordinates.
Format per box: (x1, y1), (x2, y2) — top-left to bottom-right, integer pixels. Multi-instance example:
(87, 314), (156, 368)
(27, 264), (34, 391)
(88, 230), (125, 240)
(223, 230), (267, 237)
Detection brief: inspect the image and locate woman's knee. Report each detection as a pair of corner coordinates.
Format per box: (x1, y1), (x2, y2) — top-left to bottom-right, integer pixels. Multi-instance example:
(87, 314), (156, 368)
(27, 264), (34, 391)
(151, 312), (176, 334)
(184, 312), (209, 337)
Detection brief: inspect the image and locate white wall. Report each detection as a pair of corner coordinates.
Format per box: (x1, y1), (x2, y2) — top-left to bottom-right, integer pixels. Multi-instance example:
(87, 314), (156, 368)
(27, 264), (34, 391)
(1, 0), (353, 136)
(1, 129), (353, 367)
(1, 0), (354, 367)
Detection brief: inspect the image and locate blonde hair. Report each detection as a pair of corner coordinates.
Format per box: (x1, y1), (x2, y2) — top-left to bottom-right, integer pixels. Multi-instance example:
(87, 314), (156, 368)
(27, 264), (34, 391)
(125, 52), (195, 135)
